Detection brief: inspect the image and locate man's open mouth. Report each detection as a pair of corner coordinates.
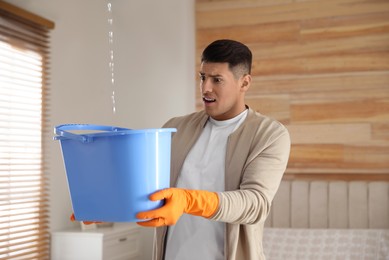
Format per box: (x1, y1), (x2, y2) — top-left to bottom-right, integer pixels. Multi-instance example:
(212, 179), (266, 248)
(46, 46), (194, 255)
(203, 97), (216, 103)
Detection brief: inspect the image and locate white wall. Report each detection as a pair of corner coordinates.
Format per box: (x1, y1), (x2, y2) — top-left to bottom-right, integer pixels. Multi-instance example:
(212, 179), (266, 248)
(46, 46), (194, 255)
(5, 0), (195, 259)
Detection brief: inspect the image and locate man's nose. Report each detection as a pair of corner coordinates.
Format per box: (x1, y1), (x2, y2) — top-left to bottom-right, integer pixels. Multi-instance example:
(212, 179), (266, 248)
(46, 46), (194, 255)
(201, 79), (213, 93)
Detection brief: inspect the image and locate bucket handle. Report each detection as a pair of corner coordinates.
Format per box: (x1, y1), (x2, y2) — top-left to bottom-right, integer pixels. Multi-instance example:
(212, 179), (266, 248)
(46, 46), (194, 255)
(54, 124), (130, 143)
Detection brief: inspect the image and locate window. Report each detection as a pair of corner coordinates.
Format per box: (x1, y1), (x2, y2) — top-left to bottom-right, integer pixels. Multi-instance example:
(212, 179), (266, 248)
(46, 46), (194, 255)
(0, 2), (54, 259)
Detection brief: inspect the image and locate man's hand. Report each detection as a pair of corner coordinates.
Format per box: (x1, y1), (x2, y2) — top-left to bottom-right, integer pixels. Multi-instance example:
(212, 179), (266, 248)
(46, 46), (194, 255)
(136, 188), (219, 227)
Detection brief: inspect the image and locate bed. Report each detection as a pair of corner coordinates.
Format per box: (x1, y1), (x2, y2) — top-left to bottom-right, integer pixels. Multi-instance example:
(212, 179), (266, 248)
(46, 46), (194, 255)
(263, 228), (389, 259)
(262, 180), (389, 259)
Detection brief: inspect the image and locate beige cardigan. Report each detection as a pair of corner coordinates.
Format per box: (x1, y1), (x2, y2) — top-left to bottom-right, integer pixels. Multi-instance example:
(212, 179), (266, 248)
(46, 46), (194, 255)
(153, 108), (291, 260)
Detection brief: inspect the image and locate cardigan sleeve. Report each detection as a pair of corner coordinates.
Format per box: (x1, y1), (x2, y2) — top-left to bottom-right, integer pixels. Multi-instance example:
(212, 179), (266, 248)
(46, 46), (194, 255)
(210, 123), (291, 225)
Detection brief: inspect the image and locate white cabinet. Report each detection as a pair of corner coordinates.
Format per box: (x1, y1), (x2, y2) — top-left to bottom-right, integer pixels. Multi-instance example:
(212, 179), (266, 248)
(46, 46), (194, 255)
(51, 223), (141, 260)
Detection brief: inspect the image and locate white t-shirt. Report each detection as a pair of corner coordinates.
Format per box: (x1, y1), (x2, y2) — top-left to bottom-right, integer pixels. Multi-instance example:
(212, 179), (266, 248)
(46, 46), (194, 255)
(165, 109), (248, 260)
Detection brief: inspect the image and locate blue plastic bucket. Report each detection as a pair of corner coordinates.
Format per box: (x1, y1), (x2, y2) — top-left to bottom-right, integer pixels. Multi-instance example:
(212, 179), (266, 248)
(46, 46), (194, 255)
(54, 124), (176, 222)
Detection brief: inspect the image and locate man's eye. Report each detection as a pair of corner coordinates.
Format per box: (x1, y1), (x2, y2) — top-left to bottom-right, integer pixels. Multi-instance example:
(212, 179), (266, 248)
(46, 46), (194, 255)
(199, 75), (205, 81)
(213, 78), (222, 83)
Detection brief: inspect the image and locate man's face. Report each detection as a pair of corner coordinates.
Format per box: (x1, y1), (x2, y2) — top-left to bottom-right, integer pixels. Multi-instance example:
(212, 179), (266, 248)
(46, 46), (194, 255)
(199, 62), (250, 120)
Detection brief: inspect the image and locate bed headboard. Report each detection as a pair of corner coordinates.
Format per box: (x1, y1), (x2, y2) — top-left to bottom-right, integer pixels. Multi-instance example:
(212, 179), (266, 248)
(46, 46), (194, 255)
(265, 180), (389, 229)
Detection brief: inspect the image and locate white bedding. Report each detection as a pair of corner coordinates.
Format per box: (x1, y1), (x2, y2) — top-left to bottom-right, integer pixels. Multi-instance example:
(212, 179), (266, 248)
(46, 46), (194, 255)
(263, 228), (389, 260)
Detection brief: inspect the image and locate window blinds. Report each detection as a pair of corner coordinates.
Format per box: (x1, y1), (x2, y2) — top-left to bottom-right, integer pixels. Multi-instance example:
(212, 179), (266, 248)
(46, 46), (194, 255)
(0, 2), (54, 259)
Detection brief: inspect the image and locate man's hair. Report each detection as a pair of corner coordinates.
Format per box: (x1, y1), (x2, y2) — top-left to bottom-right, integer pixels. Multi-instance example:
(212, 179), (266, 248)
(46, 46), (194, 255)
(201, 39), (252, 77)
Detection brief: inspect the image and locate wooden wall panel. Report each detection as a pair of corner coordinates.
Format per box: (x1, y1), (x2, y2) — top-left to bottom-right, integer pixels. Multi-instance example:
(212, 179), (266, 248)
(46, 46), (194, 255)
(196, 0), (389, 28)
(196, 0), (389, 179)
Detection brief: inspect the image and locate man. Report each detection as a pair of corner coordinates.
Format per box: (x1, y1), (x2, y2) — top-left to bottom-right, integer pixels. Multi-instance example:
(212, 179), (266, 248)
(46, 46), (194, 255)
(136, 39), (290, 260)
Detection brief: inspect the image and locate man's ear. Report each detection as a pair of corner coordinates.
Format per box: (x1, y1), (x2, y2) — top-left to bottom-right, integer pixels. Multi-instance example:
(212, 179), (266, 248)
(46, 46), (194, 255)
(241, 74), (251, 92)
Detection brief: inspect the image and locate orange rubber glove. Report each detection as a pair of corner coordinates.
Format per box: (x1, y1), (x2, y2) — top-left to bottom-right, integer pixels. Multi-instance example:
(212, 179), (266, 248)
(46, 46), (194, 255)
(136, 188), (219, 227)
(70, 213), (102, 225)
